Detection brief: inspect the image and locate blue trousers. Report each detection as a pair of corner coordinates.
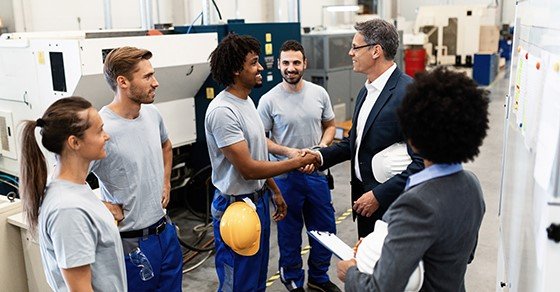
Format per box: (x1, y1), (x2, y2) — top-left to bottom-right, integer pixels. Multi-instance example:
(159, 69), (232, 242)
(275, 171), (336, 289)
(124, 219), (183, 291)
(211, 190), (271, 292)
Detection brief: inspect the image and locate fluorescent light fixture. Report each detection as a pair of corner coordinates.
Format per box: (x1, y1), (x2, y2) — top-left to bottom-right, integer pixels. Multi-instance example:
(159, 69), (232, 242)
(325, 5), (360, 12)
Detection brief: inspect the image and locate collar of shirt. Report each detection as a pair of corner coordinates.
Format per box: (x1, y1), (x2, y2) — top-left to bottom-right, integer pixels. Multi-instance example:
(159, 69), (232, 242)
(404, 163), (463, 191)
(364, 63), (397, 94)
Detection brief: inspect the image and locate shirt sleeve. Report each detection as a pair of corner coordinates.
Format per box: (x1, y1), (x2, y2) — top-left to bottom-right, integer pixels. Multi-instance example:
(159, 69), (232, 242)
(206, 106), (245, 148)
(320, 87), (335, 122)
(152, 106), (169, 143)
(345, 192), (437, 291)
(45, 208), (98, 269)
(257, 96), (273, 132)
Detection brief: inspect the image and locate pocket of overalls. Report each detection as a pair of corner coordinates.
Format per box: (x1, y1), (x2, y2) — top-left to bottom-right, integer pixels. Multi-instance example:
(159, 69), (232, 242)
(211, 194), (227, 221)
(121, 237), (140, 254)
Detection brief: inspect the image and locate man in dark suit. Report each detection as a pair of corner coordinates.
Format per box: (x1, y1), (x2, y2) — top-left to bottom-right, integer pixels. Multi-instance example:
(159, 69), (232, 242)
(315, 19), (424, 238)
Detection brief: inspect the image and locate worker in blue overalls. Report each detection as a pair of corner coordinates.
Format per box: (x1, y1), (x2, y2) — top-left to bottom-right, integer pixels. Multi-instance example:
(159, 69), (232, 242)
(257, 40), (341, 292)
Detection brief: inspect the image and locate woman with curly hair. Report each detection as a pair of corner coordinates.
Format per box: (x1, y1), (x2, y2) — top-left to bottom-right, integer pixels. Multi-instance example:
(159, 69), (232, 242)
(337, 66), (490, 292)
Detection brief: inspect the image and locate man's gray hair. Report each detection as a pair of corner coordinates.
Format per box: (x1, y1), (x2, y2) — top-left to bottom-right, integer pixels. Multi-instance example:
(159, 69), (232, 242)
(354, 19), (398, 60)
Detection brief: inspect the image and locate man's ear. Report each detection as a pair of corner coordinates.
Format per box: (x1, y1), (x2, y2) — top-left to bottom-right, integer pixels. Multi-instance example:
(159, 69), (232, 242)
(116, 75), (128, 89)
(371, 45), (384, 61)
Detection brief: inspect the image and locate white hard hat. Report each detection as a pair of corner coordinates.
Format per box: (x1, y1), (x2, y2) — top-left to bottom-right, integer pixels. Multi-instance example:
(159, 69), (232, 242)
(372, 142), (412, 183)
(355, 220), (424, 292)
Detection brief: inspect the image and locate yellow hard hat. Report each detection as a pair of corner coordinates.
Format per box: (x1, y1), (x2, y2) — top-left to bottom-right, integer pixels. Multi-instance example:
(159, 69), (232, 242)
(219, 201), (261, 256)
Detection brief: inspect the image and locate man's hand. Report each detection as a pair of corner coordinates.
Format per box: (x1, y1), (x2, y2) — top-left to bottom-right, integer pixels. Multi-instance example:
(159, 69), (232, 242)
(271, 191), (288, 222)
(161, 183), (171, 208)
(102, 201), (124, 222)
(285, 147), (302, 159)
(337, 258), (357, 282)
(298, 149), (321, 174)
(353, 190), (379, 217)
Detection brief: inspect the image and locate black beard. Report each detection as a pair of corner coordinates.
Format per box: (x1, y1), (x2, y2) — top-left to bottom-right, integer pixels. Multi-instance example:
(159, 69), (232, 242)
(254, 82), (263, 88)
(282, 71), (303, 84)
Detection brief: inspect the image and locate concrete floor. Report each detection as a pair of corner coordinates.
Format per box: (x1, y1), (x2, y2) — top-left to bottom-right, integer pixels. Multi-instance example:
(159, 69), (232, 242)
(171, 71), (508, 291)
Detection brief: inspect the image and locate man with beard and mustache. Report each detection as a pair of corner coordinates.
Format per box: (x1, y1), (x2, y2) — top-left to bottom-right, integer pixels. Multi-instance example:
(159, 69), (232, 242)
(91, 46), (183, 291)
(205, 34), (318, 292)
(257, 40), (340, 292)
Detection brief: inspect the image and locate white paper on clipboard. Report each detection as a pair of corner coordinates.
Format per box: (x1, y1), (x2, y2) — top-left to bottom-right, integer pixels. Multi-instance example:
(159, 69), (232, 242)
(307, 230), (354, 260)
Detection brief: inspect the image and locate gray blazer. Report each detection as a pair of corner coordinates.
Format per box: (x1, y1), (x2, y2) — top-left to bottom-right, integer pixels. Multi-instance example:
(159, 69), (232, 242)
(345, 170), (485, 292)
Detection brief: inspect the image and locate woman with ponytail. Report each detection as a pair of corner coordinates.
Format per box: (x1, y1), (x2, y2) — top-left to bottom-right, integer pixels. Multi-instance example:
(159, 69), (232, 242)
(20, 96), (127, 291)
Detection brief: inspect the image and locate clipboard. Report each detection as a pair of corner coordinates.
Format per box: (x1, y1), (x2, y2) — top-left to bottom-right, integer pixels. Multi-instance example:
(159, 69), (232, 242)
(307, 230), (354, 260)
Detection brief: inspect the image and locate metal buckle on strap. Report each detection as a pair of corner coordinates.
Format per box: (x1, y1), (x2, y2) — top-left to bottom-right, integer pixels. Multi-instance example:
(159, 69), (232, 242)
(155, 220), (167, 235)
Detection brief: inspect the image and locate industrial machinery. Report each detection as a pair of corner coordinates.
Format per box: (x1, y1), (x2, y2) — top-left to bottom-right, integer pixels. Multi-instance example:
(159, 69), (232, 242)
(404, 4), (499, 66)
(0, 30), (217, 177)
(301, 30), (362, 121)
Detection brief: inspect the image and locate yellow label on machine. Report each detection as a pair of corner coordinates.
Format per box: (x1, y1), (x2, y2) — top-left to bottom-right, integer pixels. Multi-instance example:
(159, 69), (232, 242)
(37, 51), (45, 64)
(265, 43), (273, 55)
(206, 87), (215, 99)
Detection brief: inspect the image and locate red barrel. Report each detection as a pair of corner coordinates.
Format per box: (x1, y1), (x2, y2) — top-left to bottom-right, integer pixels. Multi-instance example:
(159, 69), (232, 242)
(404, 48), (427, 78)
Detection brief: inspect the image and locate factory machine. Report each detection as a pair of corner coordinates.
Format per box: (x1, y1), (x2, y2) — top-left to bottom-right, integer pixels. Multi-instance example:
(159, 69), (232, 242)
(0, 30), (217, 177)
(301, 30), (363, 122)
(404, 4), (499, 66)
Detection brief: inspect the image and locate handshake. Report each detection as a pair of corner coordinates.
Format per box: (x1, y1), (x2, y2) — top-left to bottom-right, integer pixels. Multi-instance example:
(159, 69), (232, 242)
(286, 147), (323, 174)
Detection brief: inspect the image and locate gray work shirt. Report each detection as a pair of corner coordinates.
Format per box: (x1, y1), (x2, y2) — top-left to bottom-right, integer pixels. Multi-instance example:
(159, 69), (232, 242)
(205, 90), (267, 195)
(257, 80), (335, 161)
(39, 179), (127, 292)
(91, 105), (168, 231)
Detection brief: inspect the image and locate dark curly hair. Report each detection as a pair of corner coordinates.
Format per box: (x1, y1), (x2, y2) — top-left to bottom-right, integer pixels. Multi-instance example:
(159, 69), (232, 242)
(209, 33), (261, 87)
(397, 66), (490, 163)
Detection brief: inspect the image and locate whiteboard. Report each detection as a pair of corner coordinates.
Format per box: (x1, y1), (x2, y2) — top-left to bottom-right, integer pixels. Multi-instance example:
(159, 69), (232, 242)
(498, 0), (560, 291)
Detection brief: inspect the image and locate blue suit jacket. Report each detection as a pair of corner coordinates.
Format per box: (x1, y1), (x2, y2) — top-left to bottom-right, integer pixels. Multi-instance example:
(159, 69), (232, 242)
(320, 67), (424, 220)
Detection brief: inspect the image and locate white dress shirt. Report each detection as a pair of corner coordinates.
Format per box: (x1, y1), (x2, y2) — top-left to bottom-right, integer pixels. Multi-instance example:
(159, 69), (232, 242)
(354, 63), (397, 181)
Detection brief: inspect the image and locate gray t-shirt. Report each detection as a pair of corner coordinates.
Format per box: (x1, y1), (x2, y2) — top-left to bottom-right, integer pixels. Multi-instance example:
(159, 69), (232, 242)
(91, 104), (168, 231)
(258, 80), (335, 161)
(205, 90), (267, 195)
(39, 179), (127, 292)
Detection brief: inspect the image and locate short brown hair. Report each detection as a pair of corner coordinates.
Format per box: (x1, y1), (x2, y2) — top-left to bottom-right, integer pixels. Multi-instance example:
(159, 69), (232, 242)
(103, 46), (152, 92)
